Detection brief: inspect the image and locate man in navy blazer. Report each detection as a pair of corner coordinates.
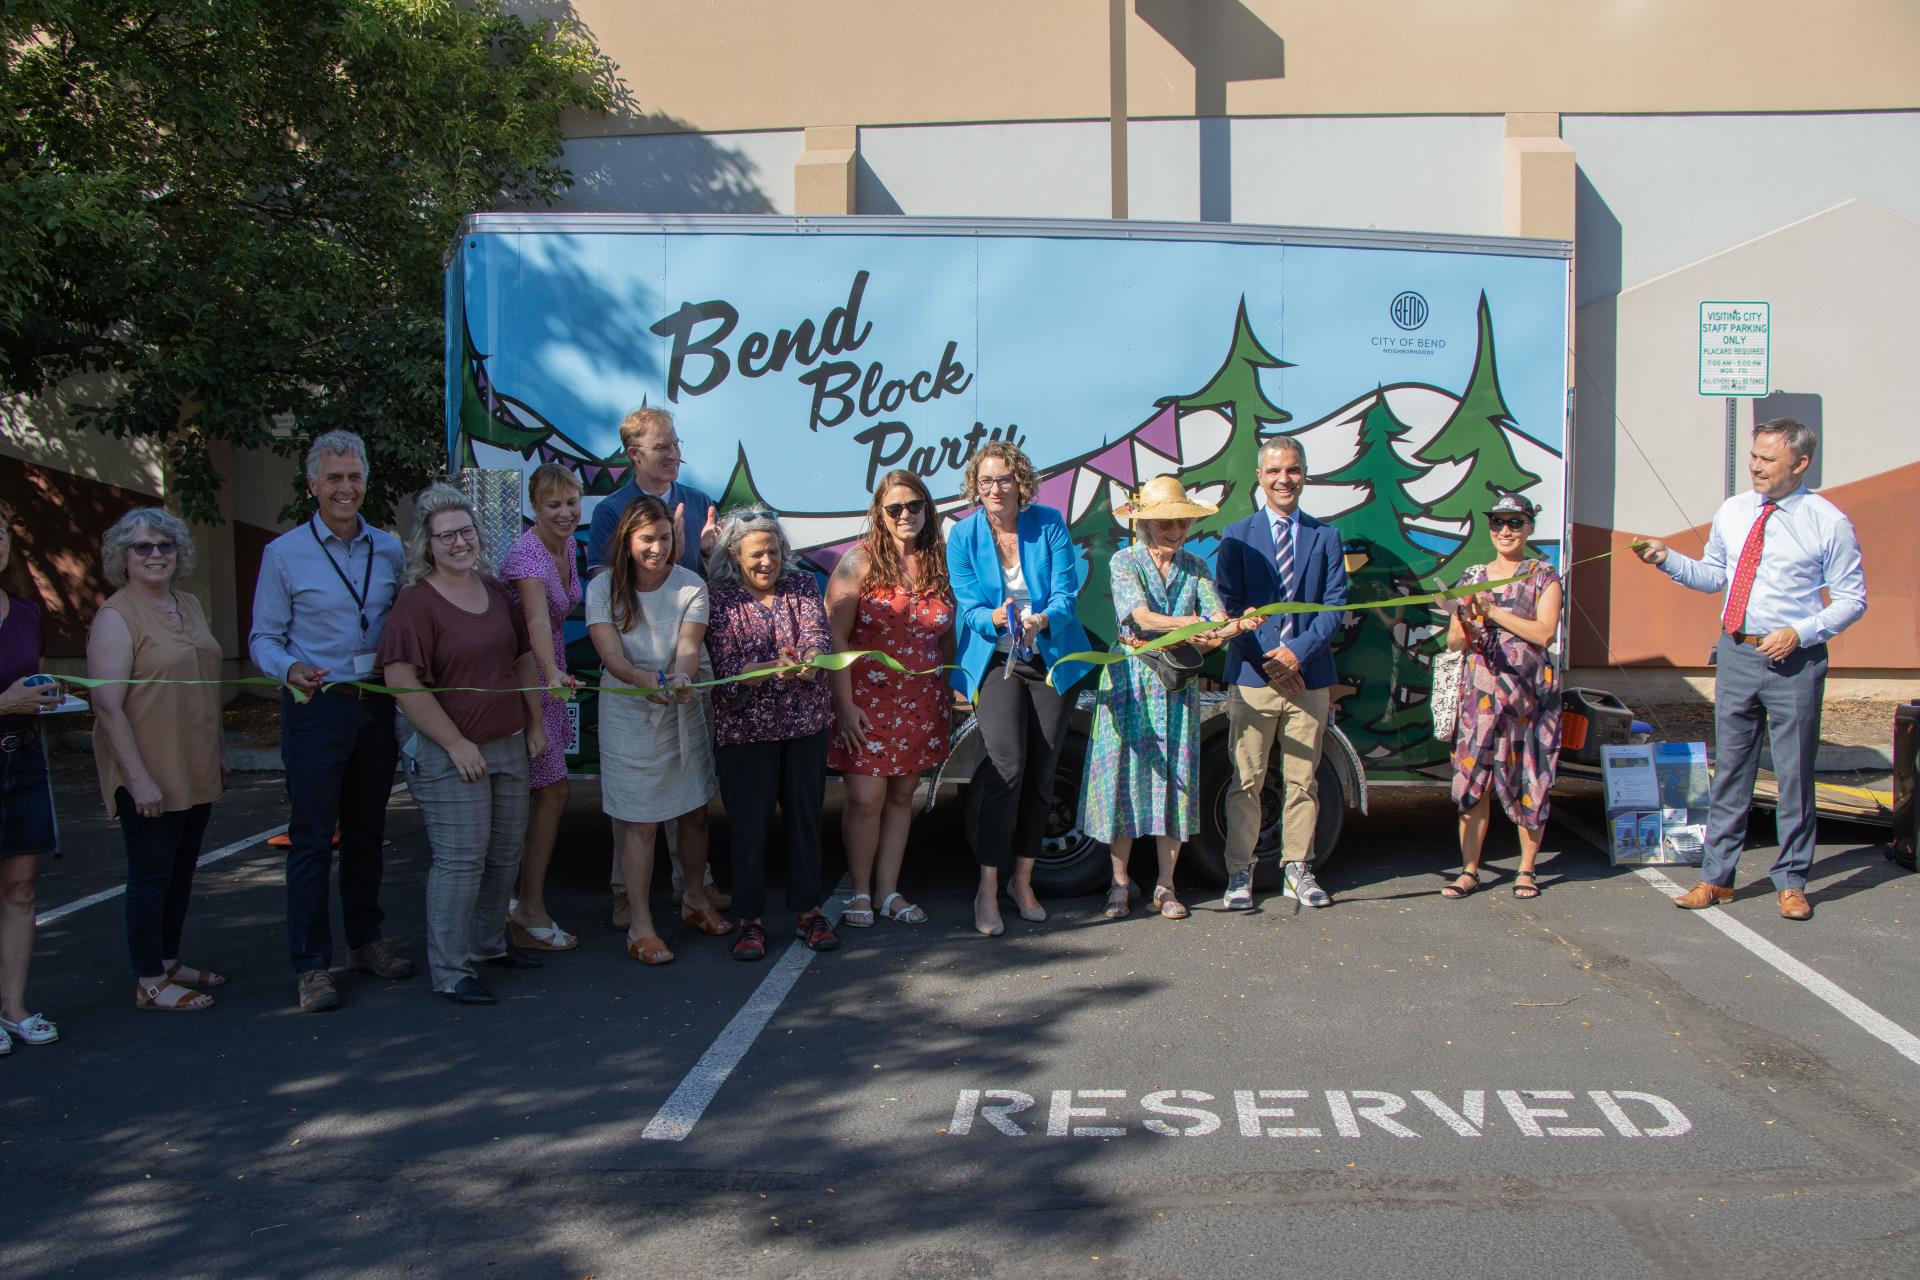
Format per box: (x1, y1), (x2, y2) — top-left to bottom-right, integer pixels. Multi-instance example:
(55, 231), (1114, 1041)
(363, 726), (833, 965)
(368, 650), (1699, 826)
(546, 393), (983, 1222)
(1214, 436), (1348, 910)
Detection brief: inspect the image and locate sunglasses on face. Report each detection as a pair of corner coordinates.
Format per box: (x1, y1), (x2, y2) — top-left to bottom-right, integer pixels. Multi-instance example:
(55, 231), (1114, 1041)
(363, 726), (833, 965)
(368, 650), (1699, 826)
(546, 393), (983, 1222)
(1487, 517), (1530, 532)
(882, 499), (927, 519)
(131, 540), (178, 557)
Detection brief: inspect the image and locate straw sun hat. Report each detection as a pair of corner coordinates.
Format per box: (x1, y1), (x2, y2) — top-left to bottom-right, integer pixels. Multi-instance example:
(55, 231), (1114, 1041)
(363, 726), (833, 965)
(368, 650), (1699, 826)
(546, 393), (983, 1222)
(1115, 474), (1219, 522)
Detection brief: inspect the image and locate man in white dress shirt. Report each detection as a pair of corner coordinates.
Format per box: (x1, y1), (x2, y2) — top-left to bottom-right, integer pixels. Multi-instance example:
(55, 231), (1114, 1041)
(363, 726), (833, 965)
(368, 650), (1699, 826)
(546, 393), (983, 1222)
(1634, 418), (1866, 920)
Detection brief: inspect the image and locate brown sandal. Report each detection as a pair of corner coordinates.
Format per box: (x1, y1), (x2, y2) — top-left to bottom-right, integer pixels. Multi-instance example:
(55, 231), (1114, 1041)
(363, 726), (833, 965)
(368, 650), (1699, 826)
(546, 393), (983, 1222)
(1151, 886), (1190, 919)
(627, 935), (674, 966)
(164, 962), (227, 989)
(136, 980), (214, 1012)
(680, 904), (735, 936)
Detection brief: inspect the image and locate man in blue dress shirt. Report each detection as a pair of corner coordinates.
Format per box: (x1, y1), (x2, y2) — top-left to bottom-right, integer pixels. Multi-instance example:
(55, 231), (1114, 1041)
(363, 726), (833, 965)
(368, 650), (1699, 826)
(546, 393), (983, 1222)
(1635, 418), (1867, 920)
(250, 431), (415, 1010)
(1215, 436), (1349, 911)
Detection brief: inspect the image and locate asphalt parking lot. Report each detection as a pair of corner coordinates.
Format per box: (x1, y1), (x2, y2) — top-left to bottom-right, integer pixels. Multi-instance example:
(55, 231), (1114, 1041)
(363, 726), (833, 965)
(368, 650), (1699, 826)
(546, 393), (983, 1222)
(2, 755), (1915, 1279)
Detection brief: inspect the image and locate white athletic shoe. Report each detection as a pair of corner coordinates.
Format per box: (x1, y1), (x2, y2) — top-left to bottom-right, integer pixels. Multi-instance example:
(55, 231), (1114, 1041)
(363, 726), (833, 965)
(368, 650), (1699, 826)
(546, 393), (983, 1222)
(1282, 864), (1331, 908)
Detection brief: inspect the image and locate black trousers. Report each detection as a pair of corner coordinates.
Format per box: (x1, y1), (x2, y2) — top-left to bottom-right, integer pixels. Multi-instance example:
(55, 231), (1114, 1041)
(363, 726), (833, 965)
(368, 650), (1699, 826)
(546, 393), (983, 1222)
(118, 789), (213, 978)
(715, 729), (829, 919)
(281, 690), (398, 973)
(970, 653), (1072, 874)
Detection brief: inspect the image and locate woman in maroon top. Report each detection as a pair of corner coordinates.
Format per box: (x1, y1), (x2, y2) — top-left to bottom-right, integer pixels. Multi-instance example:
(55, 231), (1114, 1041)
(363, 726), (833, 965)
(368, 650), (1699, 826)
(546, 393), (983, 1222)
(380, 485), (543, 1006)
(0, 499), (65, 1053)
(704, 507), (839, 961)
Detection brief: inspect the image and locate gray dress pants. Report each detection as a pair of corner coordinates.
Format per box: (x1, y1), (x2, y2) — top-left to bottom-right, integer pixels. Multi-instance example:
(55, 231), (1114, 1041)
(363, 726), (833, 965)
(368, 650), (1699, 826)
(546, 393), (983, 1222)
(405, 734), (530, 991)
(1702, 634), (1826, 891)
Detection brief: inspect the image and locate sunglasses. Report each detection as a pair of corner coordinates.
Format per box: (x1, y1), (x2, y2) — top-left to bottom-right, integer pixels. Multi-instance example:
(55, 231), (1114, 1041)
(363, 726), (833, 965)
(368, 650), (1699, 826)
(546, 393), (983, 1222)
(882, 499), (927, 519)
(131, 540), (178, 556)
(1487, 516), (1531, 532)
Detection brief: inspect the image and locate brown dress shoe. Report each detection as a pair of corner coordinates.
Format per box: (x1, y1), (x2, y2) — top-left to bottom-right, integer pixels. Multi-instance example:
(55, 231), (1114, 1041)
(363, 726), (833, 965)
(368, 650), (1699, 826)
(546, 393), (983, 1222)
(1777, 888), (1812, 920)
(1674, 881), (1734, 910)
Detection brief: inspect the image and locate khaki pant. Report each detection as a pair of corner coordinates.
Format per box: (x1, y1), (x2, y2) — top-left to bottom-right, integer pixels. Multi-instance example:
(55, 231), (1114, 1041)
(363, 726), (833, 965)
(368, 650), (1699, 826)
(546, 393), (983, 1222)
(1223, 683), (1330, 875)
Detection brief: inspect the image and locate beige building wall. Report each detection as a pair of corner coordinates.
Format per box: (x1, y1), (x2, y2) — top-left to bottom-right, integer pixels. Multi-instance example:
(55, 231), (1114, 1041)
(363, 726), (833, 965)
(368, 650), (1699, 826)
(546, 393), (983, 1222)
(518, 0), (1920, 137)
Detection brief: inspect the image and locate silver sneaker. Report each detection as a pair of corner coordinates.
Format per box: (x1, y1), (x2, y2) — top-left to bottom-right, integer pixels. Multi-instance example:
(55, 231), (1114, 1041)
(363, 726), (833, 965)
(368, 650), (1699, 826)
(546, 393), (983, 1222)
(1282, 864), (1330, 907)
(1223, 870), (1254, 910)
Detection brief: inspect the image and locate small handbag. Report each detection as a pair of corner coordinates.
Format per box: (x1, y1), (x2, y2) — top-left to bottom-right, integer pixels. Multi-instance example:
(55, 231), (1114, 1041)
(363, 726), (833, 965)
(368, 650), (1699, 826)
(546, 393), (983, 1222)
(1429, 647), (1465, 742)
(1134, 639), (1207, 693)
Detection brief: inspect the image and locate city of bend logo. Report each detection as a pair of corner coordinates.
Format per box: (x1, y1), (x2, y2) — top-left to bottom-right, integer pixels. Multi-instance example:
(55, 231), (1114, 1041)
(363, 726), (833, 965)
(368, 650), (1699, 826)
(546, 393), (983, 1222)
(1390, 291), (1429, 331)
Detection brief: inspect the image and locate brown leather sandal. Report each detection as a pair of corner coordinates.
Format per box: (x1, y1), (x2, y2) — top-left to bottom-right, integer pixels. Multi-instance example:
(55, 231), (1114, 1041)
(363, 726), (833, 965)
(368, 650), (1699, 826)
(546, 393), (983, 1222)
(680, 904), (735, 936)
(627, 935), (674, 966)
(165, 962), (227, 989)
(136, 980), (214, 1012)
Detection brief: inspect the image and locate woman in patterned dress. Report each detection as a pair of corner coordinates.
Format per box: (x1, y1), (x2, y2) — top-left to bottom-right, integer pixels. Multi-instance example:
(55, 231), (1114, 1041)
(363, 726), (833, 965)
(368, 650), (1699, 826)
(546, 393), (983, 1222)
(1079, 477), (1251, 920)
(500, 463), (584, 951)
(826, 471), (955, 927)
(1441, 493), (1564, 901)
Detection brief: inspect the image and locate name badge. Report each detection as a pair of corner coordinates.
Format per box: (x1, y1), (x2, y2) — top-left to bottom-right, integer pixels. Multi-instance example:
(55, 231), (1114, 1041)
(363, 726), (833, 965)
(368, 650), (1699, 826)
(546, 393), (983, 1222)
(352, 651), (377, 676)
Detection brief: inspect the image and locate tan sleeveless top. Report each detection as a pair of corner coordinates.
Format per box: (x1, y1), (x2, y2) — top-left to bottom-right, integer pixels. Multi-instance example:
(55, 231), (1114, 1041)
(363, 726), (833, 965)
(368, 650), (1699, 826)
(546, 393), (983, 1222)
(94, 587), (224, 815)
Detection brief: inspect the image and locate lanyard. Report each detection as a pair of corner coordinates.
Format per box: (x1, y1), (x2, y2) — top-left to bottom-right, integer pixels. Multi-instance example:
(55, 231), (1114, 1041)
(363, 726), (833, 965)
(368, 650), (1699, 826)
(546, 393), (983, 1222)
(310, 517), (375, 635)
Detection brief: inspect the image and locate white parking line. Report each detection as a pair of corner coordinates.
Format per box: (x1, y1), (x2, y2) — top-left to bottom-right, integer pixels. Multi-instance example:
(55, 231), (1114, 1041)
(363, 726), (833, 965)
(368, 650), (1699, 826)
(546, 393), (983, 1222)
(1554, 813), (1920, 1069)
(34, 785), (406, 927)
(641, 879), (852, 1142)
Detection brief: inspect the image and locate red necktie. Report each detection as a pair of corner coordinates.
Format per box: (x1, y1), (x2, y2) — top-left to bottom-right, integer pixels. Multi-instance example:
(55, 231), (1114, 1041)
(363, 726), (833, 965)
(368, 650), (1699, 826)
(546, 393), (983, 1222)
(1721, 499), (1777, 636)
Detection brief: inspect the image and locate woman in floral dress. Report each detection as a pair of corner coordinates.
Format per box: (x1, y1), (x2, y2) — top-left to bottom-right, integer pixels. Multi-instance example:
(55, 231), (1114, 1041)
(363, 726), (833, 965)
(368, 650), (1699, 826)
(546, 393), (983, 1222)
(1079, 477), (1248, 920)
(1441, 492), (1564, 901)
(827, 470), (955, 927)
(499, 464), (584, 950)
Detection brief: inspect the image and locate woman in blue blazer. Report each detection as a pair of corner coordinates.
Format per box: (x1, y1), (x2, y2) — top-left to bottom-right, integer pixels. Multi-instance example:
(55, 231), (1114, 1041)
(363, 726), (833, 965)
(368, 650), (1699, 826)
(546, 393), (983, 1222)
(947, 442), (1092, 935)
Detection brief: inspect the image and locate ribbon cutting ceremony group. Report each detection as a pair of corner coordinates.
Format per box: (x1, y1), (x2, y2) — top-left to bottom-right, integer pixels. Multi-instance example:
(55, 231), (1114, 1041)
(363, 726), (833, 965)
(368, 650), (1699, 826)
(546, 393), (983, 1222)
(0, 406), (1866, 1047)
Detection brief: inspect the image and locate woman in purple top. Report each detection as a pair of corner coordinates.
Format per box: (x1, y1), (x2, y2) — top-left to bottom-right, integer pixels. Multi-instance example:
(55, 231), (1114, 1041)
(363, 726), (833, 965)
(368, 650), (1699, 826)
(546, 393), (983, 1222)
(499, 463), (584, 951)
(703, 508), (840, 962)
(0, 498), (65, 1053)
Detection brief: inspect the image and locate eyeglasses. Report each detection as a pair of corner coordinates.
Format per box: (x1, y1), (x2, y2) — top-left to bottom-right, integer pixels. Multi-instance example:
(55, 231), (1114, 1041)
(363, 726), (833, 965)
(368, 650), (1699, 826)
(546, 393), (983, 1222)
(131, 540), (178, 557)
(1487, 517), (1531, 532)
(637, 439), (682, 458)
(976, 477), (1019, 491)
(882, 499), (927, 519)
(430, 525), (480, 547)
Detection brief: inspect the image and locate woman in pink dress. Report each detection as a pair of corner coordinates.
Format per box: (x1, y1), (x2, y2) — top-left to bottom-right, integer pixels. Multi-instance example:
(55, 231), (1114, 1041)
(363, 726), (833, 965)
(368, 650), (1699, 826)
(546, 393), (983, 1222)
(499, 464), (583, 950)
(826, 470), (955, 926)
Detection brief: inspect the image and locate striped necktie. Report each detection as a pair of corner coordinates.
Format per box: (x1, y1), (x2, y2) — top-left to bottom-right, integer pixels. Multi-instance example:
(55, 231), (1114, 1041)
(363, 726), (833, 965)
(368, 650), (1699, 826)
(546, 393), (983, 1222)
(1273, 512), (1294, 637)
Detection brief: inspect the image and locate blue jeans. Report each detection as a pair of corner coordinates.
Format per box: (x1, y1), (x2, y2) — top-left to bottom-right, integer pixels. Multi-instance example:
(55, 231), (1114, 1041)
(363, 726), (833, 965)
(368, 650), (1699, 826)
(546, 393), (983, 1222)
(281, 690), (398, 973)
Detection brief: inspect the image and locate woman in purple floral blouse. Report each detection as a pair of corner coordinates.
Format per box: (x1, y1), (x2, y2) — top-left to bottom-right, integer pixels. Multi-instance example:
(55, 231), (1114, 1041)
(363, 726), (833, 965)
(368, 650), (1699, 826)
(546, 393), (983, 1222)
(704, 508), (840, 961)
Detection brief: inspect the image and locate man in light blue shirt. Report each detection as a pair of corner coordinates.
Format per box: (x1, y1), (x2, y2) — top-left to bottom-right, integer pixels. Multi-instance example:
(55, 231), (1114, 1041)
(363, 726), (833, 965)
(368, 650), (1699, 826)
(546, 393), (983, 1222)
(250, 430), (415, 1009)
(1635, 418), (1866, 920)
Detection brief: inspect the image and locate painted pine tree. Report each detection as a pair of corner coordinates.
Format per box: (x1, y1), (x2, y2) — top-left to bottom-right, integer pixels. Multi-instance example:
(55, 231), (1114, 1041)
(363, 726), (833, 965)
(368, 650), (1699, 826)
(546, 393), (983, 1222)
(1320, 391), (1448, 764)
(1414, 292), (1541, 585)
(1175, 298), (1293, 538)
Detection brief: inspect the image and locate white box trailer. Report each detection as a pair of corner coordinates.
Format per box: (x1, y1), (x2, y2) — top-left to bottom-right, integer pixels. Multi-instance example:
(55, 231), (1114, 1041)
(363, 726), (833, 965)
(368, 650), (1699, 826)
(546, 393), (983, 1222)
(445, 213), (1574, 892)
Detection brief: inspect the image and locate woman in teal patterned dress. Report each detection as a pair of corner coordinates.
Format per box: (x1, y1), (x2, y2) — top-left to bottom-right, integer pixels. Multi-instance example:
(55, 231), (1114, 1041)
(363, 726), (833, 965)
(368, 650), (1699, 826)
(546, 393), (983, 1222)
(1079, 478), (1252, 920)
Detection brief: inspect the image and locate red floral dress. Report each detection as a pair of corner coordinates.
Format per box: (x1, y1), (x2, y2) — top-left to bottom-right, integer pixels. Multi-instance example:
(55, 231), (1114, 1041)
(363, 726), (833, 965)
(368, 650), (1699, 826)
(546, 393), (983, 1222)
(827, 583), (955, 777)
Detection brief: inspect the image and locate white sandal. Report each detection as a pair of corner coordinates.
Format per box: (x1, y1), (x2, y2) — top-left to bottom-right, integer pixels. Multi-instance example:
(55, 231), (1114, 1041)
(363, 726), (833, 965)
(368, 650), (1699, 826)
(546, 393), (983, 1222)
(879, 892), (927, 924)
(843, 893), (876, 928)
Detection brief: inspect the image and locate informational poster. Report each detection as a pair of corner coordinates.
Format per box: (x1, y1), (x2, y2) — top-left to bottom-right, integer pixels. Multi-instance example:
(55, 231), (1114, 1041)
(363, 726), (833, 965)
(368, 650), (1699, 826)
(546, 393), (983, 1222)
(1602, 742), (1709, 865)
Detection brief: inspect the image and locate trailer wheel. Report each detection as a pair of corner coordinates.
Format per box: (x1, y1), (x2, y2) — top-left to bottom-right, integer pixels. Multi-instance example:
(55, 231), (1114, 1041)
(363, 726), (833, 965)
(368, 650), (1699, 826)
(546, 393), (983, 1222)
(1189, 739), (1346, 889)
(962, 733), (1111, 898)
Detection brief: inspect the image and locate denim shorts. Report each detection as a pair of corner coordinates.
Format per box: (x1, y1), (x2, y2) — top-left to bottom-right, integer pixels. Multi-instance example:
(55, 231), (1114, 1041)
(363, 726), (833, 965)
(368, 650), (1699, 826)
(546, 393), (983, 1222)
(0, 729), (57, 858)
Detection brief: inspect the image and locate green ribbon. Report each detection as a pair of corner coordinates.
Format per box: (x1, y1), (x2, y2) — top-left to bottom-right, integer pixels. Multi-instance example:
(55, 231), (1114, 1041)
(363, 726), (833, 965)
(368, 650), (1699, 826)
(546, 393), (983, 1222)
(1045, 569), (1538, 688)
(52, 648), (957, 705)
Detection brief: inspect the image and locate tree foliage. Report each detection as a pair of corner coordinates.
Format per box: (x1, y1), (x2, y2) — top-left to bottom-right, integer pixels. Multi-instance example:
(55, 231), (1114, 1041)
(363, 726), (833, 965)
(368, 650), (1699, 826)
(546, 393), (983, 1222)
(1174, 298), (1292, 537)
(0, 0), (616, 523)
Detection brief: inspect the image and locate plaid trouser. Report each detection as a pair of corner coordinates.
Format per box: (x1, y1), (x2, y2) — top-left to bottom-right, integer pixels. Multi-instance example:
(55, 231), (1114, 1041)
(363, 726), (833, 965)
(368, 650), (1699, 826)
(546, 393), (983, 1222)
(405, 734), (530, 991)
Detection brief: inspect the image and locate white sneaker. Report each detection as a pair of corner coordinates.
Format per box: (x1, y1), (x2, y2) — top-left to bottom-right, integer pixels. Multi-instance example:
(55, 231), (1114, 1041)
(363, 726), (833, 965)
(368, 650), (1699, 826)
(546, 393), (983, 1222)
(1282, 864), (1330, 908)
(0, 1026), (11, 1055)
(0, 1012), (58, 1045)
(1223, 870), (1254, 911)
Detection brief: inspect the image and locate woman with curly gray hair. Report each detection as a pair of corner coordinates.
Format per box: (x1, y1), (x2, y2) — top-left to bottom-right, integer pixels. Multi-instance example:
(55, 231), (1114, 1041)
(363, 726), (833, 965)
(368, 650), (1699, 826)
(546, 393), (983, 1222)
(702, 507), (840, 960)
(379, 484), (544, 1006)
(86, 507), (228, 1012)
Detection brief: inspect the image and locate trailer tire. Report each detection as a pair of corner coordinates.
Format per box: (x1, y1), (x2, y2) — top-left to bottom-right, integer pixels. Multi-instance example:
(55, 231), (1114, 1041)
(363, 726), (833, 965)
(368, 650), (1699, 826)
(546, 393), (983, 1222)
(962, 732), (1111, 898)
(1189, 740), (1346, 889)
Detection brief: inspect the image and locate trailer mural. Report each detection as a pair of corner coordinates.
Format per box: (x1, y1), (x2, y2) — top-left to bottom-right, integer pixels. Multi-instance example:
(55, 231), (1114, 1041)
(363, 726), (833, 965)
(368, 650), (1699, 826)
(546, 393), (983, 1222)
(448, 221), (1568, 779)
